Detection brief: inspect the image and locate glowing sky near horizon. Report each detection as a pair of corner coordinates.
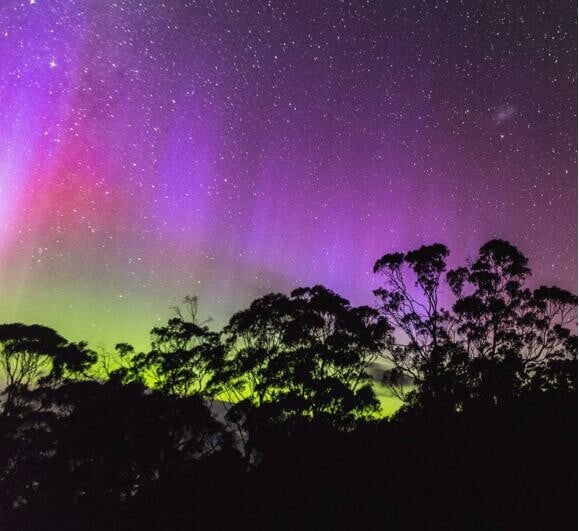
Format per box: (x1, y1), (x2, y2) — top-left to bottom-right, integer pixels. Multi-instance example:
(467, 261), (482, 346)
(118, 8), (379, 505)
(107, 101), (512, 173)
(0, 0), (576, 351)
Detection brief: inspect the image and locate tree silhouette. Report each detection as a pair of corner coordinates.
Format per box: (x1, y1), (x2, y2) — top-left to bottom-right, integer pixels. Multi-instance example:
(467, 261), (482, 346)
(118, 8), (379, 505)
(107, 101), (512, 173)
(108, 296), (225, 399)
(373, 243), (453, 405)
(374, 239), (577, 414)
(445, 240), (577, 408)
(213, 285), (391, 457)
(282, 286), (390, 424)
(0, 379), (238, 529)
(0, 323), (96, 415)
(0, 239), (575, 531)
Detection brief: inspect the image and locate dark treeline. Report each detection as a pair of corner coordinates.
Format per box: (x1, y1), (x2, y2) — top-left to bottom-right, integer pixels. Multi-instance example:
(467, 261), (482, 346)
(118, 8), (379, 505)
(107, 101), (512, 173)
(0, 240), (576, 530)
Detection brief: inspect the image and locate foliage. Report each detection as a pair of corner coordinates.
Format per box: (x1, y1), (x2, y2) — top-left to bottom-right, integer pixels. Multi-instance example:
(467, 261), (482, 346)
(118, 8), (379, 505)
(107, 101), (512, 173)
(213, 285), (391, 439)
(0, 323), (96, 414)
(0, 239), (575, 530)
(374, 239), (577, 413)
(108, 296), (225, 399)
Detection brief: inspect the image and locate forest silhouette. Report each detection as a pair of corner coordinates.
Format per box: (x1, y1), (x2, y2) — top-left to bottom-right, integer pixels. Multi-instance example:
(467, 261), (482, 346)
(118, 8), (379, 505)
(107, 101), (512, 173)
(0, 239), (576, 530)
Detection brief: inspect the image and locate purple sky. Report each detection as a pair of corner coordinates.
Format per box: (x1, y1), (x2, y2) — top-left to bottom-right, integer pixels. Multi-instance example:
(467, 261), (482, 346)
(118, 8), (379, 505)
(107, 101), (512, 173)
(0, 0), (576, 348)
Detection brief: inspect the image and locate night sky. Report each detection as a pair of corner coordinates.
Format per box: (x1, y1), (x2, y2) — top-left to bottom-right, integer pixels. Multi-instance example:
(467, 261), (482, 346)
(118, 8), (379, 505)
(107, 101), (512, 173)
(0, 0), (576, 350)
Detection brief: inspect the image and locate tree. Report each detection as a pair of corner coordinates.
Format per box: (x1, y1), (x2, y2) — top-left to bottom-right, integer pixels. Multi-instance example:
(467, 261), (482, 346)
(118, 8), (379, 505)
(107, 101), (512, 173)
(374, 239), (577, 413)
(282, 286), (390, 424)
(0, 323), (96, 414)
(108, 297), (225, 399)
(214, 286), (391, 445)
(373, 243), (453, 404)
(446, 240), (577, 407)
(0, 379), (238, 528)
(211, 292), (294, 451)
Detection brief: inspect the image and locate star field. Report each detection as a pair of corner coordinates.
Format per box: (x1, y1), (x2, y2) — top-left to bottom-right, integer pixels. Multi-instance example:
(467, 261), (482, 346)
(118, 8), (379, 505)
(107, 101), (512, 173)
(0, 0), (576, 348)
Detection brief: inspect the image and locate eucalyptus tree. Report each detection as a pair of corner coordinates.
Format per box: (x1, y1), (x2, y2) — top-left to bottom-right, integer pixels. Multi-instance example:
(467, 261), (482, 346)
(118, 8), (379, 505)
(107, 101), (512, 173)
(373, 243), (453, 405)
(214, 285), (392, 438)
(373, 239), (577, 413)
(0, 323), (96, 414)
(108, 296), (225, 400)
(446, 239), (577, 406)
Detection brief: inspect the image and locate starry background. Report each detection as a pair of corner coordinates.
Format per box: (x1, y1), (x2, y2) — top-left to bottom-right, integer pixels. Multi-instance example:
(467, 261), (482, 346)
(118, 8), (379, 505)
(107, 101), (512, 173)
(0, 0), (576, 351)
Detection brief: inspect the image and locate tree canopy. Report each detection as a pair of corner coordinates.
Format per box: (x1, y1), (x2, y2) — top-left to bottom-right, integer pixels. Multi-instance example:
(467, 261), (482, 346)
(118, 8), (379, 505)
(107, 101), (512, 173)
(0, 239), (575, 530)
